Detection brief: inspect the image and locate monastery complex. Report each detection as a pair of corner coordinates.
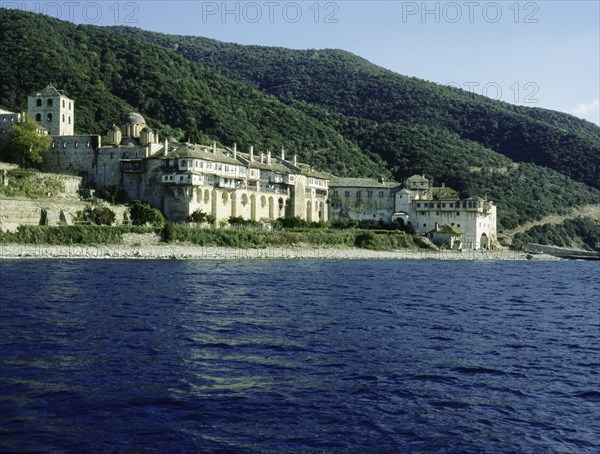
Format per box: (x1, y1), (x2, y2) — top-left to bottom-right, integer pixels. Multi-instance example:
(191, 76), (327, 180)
(1, 85), (498, 249)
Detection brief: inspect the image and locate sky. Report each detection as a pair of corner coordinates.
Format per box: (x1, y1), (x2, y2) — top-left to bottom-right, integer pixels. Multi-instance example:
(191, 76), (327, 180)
(4, 0), (599, 125)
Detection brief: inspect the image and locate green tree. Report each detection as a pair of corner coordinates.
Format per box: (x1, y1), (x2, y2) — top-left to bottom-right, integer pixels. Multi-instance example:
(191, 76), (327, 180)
(128, 200), (165, 226)
(88, 206), (116, 225)
(4, 114), (52, 168)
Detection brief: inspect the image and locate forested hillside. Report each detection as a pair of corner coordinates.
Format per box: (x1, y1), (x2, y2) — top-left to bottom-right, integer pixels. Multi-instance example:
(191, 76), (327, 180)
(1, 9), (599, 233)
(0, 9), (389, 178)
(116, 27), (600, 191)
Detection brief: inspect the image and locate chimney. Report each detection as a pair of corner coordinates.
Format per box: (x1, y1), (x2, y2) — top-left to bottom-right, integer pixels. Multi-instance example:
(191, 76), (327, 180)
(280, 146), (285, 161)
(212, 141), (217, 154)
(164, 138), (169, 156)
(435, 222), (440, 232)
(233, 143), (237, 160)
(379, 175), (385, 184)
(293, 154), (297, 166)
(267, 151), (271, 165)
(249, 145), (254, 162)
(260, 152), (264, 163)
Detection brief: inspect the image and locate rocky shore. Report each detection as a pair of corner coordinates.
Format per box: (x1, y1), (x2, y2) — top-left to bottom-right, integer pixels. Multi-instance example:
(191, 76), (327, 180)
(0, 244), (558, 261)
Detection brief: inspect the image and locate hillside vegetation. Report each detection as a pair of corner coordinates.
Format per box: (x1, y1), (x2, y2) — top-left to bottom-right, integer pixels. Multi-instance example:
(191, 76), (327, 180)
(0, 9), (389, 179)
(1, 10), (599, 234)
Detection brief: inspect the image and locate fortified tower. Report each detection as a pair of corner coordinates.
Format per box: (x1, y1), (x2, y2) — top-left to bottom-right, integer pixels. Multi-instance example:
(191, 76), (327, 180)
(27, 84), (74, 136)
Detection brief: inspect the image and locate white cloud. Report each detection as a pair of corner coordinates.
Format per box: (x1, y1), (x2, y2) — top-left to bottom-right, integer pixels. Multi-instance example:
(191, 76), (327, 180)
(569, 99), (600, 123)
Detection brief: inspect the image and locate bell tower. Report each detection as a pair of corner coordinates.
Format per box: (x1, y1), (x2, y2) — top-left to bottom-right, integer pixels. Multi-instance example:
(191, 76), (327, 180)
(27, 84), (74, 136)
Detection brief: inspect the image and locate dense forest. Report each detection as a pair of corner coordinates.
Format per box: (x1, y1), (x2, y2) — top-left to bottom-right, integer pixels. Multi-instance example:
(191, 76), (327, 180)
(115, 27), (600, 191)
(1, 9), (599, 234)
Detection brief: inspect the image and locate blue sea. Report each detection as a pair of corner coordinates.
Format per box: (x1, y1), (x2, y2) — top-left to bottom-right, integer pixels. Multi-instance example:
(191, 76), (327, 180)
(0, 259), (599, 452)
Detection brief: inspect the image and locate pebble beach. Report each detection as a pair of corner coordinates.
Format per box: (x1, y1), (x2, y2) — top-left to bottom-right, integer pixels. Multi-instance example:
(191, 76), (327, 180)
(0, 243), (557, 260)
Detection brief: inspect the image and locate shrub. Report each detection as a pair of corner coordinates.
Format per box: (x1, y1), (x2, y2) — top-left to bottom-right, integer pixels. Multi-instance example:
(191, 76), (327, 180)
(161, 222), (178, 243)
(128, 200), (165, 226)
(354, 231), (383, 250)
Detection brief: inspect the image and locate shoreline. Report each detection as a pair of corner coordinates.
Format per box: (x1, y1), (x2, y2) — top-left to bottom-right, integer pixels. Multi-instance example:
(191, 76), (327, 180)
(0, 244), (559, 261)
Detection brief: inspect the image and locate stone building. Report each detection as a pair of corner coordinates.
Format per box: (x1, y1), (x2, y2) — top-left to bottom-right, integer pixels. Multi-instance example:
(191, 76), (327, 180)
(393, 175), (497, 249)
(20, 86), (329, 224)
(27, 85), (74, 136)
(328, 177), (399, 224)
(0, 109), (23, 136)
(330, 174), (498, 250)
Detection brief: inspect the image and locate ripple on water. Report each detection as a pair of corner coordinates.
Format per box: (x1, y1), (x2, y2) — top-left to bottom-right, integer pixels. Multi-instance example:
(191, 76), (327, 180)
(0, 259), (598, 452)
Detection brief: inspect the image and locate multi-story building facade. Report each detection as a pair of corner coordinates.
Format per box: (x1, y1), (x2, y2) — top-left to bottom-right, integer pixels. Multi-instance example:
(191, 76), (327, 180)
(27, 85), (74, 136)
(17, 86), (329, 224)
(330, 174), (498, 249)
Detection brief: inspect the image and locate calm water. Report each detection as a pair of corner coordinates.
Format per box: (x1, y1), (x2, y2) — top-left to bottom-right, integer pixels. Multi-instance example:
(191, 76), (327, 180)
(0, 259), (598, 452)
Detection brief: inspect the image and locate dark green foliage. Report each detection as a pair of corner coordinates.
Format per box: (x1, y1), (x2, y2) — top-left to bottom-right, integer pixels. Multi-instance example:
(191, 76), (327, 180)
(1, 114), (52, 167)
(161, 222), (178, 243)
(123, 28), (600, 189)
(514, 218), (600, 251)
(354, 231), (383, 250)
(0, 9), (388, 178)
(0, 225), (151, 245)
(85, 205), (116, 225)
(227, 216), (261, 228)
(128, 200), (165, 226)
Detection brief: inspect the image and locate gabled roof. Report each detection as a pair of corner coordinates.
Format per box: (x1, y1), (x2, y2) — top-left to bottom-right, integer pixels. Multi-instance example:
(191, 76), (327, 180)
(32, 84), (71, 98)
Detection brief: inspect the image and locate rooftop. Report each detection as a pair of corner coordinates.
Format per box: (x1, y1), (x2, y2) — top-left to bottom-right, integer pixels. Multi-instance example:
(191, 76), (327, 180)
(32, 84), (71, 99)
(329, 177), (399, 188)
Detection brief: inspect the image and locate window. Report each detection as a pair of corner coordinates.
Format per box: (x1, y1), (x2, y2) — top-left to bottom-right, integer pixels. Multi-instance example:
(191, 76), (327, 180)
(47, 99), (53, 107)
(368, 191), (373, 198)
(68, 116), (71, 125)
(74, 141), (79, 148)
(344, 191), (350, 197)
(423, 223), (427, 228)
(47, 113), (52, 122)
(62, 100), (65, 108)
(180, 176), (184, 182)
(449, 203), (454, 208)
(36, 98), (42, 107)
(456, 212), (460, 216)
(416, 203), (421, 208)
(35, 113), (41, 122)
(379, 191), (384, 198)
(69, 102), (72, 110)
(356, 190), (361, 197)
(442, 203), (446, 208)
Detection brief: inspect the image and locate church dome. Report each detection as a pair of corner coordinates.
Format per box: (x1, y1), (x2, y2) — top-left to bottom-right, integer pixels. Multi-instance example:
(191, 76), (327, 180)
(110, 124), (121, 131)
(121, 112), (146, 125)
(141, 126), (153, 133)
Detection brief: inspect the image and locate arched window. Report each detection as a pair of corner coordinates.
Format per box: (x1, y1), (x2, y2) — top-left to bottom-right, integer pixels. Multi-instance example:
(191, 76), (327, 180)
(68, 116), (71, 125)
(36, 98), (42, 107)
(62, 100), (65, 107)
(47, 99), (53, 107)
(62, 114), (65, 122)
(35, 113), (41, 122)
(47, 113), (52, 122)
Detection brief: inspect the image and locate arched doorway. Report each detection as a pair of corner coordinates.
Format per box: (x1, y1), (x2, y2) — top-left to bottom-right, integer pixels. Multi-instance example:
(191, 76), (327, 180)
(480, 233), (489, 250)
